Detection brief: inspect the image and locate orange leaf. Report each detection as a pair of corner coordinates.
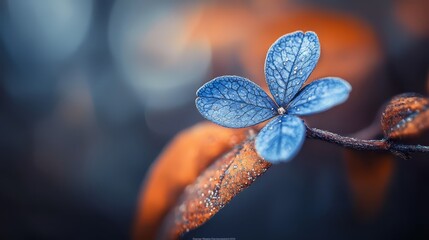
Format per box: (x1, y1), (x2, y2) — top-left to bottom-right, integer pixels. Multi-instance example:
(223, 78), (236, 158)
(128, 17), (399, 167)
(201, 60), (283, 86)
(381, 93), (429, 139)
(158, 137), (271, 239)
(344, 150), (395, 220)
(394, 0), (429, 38)
(132, 122), (248, 240)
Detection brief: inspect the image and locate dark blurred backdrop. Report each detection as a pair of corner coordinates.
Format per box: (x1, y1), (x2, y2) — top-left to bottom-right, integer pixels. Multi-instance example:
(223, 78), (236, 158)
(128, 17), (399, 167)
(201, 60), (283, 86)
(0, 0), (428, 239)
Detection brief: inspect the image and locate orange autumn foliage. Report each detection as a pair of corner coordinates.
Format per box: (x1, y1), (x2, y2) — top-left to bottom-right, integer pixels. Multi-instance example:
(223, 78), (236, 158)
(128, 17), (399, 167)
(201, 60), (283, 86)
(394, 0), (429, 38)
(187, 4), (382, 91)
(133, 122), (248, 240)
(344, 150), (395, 219)
(240, 9), (381, 86)
(381, 93), (429, 139)
(159, 137), (271, 239)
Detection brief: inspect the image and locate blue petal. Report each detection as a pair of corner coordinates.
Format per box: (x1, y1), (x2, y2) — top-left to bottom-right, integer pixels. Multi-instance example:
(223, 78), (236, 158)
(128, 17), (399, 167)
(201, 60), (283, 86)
(196, 76), (278, 128)
(255, 115), (305, 163)
(265, 31), (320, 107)
(288, 77), (352, 116)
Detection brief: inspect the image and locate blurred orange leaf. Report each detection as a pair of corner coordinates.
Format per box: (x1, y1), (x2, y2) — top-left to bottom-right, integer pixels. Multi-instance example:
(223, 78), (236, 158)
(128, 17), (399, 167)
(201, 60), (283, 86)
(344, 150), (395, 219)
(394, 0), (429, 38)
(240, 8), (381, 87)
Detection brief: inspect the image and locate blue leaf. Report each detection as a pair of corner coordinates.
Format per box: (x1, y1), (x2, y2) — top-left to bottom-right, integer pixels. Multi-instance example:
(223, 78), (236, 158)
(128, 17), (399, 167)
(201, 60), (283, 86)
(287, 77), (352, 116)
(265, 31), (320, 107)
(196, 76), (278, 128)
(255, 115), (305, 163)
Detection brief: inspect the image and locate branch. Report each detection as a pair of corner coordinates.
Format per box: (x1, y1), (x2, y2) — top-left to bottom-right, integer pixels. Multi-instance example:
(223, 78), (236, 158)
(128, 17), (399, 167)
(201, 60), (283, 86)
(305, 124), (429, 157)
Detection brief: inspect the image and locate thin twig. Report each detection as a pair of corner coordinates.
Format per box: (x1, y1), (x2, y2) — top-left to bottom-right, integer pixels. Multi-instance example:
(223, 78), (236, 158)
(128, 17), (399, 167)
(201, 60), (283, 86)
(305, 125), (429, 157)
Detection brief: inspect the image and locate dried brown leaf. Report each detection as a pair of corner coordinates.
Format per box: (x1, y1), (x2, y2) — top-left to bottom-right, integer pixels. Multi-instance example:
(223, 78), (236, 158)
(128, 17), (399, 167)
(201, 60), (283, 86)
(159, 137), (271, 239)
(381, 93), (429, 139)
(133, 122), (248, 240)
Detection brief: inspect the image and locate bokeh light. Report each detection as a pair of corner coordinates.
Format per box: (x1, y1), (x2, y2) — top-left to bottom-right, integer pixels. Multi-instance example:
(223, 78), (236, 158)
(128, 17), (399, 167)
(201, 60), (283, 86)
(109, 1), (211, 110)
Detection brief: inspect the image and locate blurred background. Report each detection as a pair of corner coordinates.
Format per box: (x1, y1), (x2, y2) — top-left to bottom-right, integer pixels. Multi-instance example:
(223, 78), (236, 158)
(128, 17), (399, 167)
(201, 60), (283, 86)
(0, 0), (428, 239)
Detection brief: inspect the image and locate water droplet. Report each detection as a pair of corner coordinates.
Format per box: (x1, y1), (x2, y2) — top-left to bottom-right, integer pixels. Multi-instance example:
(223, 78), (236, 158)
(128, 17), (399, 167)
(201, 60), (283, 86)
(179, 204), (186, 212)
(233, 165), (238, 169)
(307, 96), (315, 101)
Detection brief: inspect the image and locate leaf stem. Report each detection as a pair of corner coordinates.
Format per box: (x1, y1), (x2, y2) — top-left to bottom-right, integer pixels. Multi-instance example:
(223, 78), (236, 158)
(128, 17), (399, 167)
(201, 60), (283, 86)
(305, 125), (429, 156)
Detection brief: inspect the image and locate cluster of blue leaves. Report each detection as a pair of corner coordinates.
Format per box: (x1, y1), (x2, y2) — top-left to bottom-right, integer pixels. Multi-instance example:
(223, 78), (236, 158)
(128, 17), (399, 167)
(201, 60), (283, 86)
(196, 31), (351, 163)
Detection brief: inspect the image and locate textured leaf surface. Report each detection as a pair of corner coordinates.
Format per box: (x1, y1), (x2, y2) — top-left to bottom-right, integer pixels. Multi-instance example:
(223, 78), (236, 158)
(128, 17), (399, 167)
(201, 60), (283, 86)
(196, 76), (277, 128)
(288, 77), (351, 115)
(265, 31), (320, 107)
(133, 122), (247, 240)
(159, 137), (271, 239)
(381, 93), (429, 139)
(255, 115), (305, 163)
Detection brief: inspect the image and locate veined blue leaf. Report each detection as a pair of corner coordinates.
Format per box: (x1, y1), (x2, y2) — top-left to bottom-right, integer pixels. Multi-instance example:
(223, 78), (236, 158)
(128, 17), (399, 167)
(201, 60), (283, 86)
(265, 31), (320, 107)
(255, 115), (305, 163)
(288, 77), (351, 116)
(196, 76), (278, 128)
